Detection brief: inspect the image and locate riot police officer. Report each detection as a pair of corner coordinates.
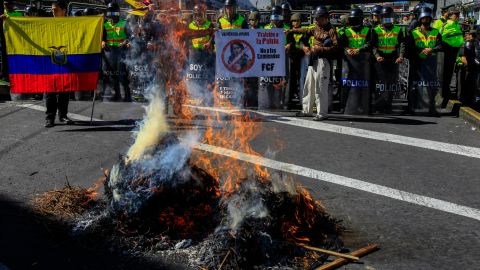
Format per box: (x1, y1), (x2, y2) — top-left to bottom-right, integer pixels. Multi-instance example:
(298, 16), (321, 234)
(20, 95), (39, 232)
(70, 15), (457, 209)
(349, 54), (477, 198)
(406, 7), (443, 115)
(407, 2), (424, 33)
(25, 6), (38, 17)
(286, 12), (310, 109)
(459, 30), (478, 107)
(218, 0), (247, 30)
(432, 6), (449, 30)
(281, 2), (292, 28)
(340, 8), (372, 114)
(186, 4), (214, 105)
(371, 6), (405, 113)
(260, 6), (290, 109)
(4, 0), (23, 17)
(440, 7), (464, 108)
(370, 5), (382, 28)
(102, 2), (132, 102)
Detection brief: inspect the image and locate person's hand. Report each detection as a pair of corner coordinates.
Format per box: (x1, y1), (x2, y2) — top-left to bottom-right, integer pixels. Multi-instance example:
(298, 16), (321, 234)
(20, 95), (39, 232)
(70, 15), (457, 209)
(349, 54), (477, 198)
(347, 48), (359, 55)
(285, 29), (291, 35)
(303, 46), (310, 55)
(101, 41), (106, 49)
(395, 56), (404, 64)
(0, 14), (8, 20)
(421, 48), (432, 56)
(376, 56), (384, 62)
(285, 44), (291, 51)
(125, 42), (131, 49)
(461, 56), (468, 66)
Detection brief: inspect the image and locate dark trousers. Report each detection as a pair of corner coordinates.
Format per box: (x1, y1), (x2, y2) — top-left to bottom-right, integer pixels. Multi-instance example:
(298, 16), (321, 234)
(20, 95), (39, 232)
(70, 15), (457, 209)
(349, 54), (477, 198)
(45, 92), (69, 120)
(442, 46), (460, 100)
(288, 55), (302, 106)
(103, 47), (130, 99)
(460, 67), (477, 107)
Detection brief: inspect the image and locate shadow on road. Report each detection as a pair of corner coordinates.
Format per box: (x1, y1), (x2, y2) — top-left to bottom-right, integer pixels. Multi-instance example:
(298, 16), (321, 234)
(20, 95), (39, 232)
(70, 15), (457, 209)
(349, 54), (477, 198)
(0, 194), (179, 270)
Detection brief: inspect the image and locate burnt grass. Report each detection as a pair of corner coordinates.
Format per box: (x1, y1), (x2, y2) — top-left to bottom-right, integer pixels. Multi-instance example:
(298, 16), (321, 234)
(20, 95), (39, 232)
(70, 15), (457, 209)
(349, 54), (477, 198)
(68, 176), (343, 269)
(29, 134), (344, 269)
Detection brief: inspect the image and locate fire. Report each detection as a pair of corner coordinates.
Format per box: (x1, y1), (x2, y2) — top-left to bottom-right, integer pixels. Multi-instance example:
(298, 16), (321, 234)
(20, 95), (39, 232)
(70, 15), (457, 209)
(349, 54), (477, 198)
(192, 84), (270, 194)
(84, 170), (108, 204)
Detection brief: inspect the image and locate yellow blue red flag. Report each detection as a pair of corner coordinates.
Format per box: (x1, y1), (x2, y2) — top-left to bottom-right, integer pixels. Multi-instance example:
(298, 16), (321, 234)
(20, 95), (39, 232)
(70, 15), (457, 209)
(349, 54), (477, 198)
(4, 16), (103, 93)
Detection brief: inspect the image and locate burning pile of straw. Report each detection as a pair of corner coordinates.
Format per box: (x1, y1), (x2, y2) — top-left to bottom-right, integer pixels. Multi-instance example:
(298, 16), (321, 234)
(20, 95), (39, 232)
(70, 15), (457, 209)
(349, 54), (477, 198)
(33, 183), (99, 218)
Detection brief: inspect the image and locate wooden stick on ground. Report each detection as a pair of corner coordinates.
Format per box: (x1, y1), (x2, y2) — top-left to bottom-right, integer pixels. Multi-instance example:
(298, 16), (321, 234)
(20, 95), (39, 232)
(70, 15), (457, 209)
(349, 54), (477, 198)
(217, 250), (231, 270)
(315, 243), (380, 270)
(299, 244), (360, 261)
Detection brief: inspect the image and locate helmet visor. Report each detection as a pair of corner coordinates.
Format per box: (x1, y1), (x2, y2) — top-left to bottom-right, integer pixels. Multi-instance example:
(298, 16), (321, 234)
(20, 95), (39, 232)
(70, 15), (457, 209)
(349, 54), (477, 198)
(107, 12), (120, 17)
(382, 17), (394, 24)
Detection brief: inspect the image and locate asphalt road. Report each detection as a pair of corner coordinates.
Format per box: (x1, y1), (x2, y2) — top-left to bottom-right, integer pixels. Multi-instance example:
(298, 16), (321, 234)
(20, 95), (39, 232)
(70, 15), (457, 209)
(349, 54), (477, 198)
(0, 100), (479, 270)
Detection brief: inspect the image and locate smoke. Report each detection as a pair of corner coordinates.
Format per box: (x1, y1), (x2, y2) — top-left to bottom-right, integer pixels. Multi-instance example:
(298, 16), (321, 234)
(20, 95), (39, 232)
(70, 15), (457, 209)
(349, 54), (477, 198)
(126, 88), (169, 162)
(222, 178), (269, 233)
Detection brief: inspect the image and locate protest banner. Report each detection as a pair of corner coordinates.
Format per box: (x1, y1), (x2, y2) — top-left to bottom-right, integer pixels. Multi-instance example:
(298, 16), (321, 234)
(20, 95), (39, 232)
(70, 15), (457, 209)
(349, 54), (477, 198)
(215, 29), (286, 78)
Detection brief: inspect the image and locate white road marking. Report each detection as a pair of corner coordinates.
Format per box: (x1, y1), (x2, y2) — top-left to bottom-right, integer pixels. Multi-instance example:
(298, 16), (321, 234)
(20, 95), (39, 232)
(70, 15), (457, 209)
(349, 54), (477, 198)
(18, 103), (480, 221)
(16, 103), (96, 122)
(185, 105), (480, 159)
(194, 142), (480, 222)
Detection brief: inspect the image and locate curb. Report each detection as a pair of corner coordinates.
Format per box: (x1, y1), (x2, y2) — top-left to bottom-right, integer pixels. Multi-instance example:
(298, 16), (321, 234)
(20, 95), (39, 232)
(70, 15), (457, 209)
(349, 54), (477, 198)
(448, 100), (480, 129)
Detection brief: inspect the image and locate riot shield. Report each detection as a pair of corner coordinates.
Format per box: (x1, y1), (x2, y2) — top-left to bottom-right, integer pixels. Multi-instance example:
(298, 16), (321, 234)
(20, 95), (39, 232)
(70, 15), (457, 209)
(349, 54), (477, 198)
(372, 57), (402, 113)
(186, 50), (215, 106)
(215, 76), (244, 107)
(409, 54), (441, 112)
(128, 60), (153, 101)
(342, 52), (371, 115)
(258, 76), (283, 110)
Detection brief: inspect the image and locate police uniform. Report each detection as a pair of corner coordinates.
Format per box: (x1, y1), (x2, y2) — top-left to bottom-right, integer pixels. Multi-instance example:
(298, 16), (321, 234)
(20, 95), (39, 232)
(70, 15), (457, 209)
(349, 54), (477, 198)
(371, 23), (405, 113)
(186, 17), (214, 105)
(286, 14), (310, 109)
(440, 8), (464, 106)
(340, 23), (372, 114)
(459, 30), (478, 107)
(407, 23), (443, 114)
(103, 18), (131, 101)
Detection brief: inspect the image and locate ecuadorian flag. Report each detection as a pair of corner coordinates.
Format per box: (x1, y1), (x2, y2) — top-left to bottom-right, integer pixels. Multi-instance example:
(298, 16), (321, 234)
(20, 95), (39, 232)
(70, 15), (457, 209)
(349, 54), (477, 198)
(4, 16), (103, 93)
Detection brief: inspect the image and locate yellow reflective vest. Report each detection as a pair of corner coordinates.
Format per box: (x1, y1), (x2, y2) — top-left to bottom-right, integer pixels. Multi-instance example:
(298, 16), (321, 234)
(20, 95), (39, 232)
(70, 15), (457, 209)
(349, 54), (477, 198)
(104, 19), (127, 47)
(189, 20), (212, 50)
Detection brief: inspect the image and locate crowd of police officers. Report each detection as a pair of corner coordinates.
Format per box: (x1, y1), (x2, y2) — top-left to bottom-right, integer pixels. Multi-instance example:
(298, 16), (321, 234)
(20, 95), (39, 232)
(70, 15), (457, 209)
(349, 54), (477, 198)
(2, 0), (478, 125)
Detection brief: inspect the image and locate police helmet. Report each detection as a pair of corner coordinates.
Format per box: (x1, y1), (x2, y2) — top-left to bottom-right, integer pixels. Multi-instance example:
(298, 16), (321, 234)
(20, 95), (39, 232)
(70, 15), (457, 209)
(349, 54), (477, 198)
(418, 7), (433, 21)
(271, 5), (283, 21)
(107, 2), (120, 12)
(106, 2), (120, 17)
(25, 6), (38, 16)
(371, 5), (382, 16)
(349, 8), (363, 26)
(83, 7), (96, 15)
(224, 0), (237, 6)
(381, 6), (394, 23)
(73, 9), (83, 16)
(281, 2), (291, 11)
(413, 3), (424, 16)
(313, 5), (328, 18)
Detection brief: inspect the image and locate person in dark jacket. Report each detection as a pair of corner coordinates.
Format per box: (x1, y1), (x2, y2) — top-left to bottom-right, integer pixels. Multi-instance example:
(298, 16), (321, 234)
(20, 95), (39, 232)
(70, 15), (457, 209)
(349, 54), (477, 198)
(459, 30), (478, 107)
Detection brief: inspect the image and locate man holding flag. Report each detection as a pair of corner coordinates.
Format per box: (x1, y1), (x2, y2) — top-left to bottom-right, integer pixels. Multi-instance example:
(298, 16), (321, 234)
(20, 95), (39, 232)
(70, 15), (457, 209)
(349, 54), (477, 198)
(2, 0), (103, 127)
